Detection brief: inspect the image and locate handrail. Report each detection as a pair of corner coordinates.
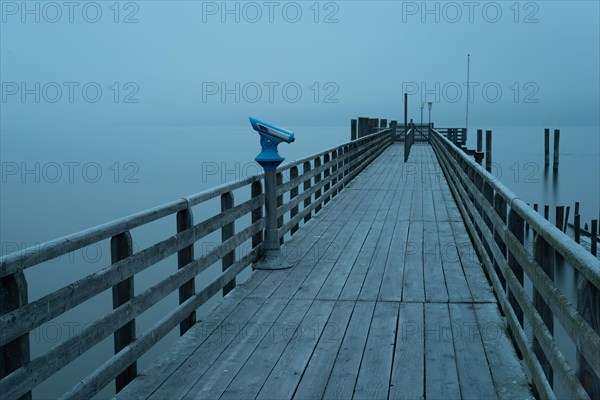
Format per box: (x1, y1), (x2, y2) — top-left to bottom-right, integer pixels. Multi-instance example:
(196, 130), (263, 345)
(0, 127), (394, 400)
(430, 128), (600, 400)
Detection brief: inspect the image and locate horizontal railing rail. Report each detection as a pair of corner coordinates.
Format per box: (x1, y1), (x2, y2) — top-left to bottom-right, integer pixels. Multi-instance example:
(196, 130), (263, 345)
(430, 128), (600, 400)
(0, 128), (393, 400)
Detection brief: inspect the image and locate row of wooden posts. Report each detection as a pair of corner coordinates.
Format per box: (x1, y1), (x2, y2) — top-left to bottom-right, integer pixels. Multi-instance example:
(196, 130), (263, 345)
(527, 202), (599, 257)
(350, 117), (396, 140)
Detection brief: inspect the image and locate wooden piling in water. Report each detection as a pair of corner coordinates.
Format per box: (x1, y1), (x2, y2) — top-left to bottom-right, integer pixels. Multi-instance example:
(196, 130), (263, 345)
(544, 205), (549, 220)
(553, 129), (560, 170)
(544, 128), (550, 167)
(574, 214), (581, 244)
(564, 206), (570, 233)
(485, 130), (492, 172)
(351, 119), (357, 140)
(592, 220), (598, 256)
(556, 206), (565, 232)
(404, 93), (408, 133)
(477, 129), (483, 152)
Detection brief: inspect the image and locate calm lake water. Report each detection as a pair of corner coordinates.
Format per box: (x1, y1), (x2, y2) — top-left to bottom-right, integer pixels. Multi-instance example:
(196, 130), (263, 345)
(0, 124), (598, 399)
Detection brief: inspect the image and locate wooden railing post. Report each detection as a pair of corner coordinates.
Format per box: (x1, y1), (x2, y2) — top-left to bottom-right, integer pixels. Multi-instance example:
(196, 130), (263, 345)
(221, 192), (236, 295)
(111, 231), (136, 393)
(251, 181), (263, 248)
(323, 153), (331, 205)
(276, 172), (284, 245)
(331, 150), (338, 198)
(485, 129), (492, 172)
(533, 235), (554, 392)
(0, 272), (31, 400)
(290, 166), (300, 235)
(577, 275), (600, 399)
(494, 193), (508, 279)
(507, 208), (525, 358)
(314, 157), (322, 213)
(176, 207), (196, 335)
(303, 161), (312, 223)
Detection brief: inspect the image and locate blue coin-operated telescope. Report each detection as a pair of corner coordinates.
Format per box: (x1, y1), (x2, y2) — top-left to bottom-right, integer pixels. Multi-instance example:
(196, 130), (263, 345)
(249, 117), (295, 171)
(249, 117), (295, 270)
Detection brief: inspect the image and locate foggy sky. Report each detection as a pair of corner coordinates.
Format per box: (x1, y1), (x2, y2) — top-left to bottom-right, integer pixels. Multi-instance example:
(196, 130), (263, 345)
(1, 1), (599, 129)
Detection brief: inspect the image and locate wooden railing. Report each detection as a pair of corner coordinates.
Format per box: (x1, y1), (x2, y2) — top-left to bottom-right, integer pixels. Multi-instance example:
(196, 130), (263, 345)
(0, 128), (394, 400)
(430, 128), (600, 400)
(436, 127), (467, 146)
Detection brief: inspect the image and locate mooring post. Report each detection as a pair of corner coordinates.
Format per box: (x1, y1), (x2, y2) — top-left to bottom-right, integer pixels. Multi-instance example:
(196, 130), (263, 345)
(485, 129), (492, 172)
(381, 119), (387, 128)
(553, 129), (560, 170)
(564, 206), (570, 233)
(404, 92), (408, 133)
(556, 206), (564, 232)
(574, 214), (581, 244)
(358, 117), (368, 138)
(351, 119), (357, 141)
(544, 128), (550, 167)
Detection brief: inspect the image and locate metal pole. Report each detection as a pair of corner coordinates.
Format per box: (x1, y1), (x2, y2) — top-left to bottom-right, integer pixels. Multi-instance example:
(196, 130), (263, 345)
(465, 54), (470, 136)
(260, 169), (288, 268)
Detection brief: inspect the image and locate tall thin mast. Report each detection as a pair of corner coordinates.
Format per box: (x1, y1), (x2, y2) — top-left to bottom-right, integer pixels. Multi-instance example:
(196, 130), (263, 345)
(466, 54), (470, 135)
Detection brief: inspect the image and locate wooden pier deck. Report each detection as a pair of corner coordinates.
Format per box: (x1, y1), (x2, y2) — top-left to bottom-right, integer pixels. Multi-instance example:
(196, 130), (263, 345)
(116, 144), (532, 400)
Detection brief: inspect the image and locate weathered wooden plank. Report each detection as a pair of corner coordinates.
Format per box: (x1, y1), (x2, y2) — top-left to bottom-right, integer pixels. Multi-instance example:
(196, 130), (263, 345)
(327, 190), (394, 300)
(423, 221), (449, 303)
(180, 298), (289, 400)
(219, 299), (313, 400)
(389, 302), (424, 400)
(402, 222), (425, 302)
(292, 301), (354, 399)
(436, 220), (473, 303)
(424, 303), (461, 399)
(322, 301), (376, 399)
(449, 221), (495, 302)
(256, 300), (336, 399)
(354, 301), (399, 399)
(379, 222), (410, 302)
(449, 303), (497, 399)
(272, 190), (372, 301)
(143, 297), (267, 400)
(359, 167), (406, 301)
(316, 191), (388, 300)
(114, 271), (270, 400)
(474, 303), (533, 400)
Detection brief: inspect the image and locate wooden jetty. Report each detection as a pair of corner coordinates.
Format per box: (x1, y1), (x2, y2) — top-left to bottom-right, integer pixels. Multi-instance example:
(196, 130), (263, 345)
(1, 124), (599, 400)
